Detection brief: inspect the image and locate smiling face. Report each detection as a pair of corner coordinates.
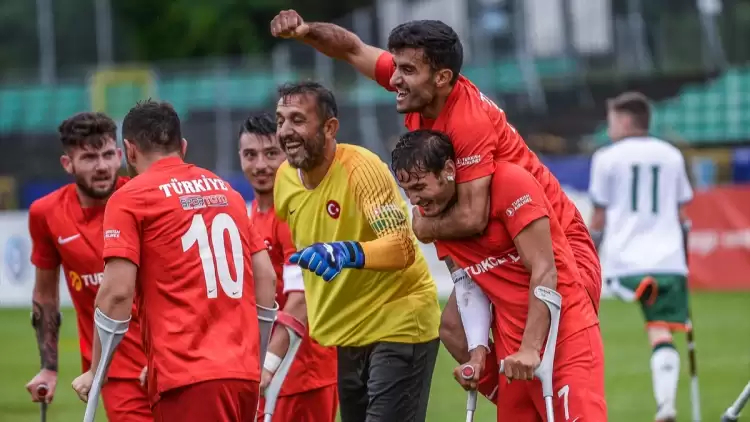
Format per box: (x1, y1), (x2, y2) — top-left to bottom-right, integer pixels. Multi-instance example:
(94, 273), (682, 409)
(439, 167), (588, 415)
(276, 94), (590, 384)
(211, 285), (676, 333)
(239, 132), (286, 195)
(275, 93), (328, 171)
(395, 161), (457, 217)
(61, 137), (121, 199)
(389, 48), (442, 114)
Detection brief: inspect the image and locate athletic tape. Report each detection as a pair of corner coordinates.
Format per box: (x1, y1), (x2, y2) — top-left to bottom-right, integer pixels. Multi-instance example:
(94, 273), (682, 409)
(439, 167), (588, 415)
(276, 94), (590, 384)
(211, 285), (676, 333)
(263, 353), (283, 373)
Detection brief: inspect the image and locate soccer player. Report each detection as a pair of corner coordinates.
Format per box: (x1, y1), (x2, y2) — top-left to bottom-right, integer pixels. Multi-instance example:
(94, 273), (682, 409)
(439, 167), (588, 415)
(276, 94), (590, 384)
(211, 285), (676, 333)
(238, 112), (339, 422)
(270, 11), (601, 402)
(392, 129), (606, 421)
(589, 92), (693, 422)
(25, 112), (151, 421)
(272, 82), (441, 422)
(70, 100), (278, 421)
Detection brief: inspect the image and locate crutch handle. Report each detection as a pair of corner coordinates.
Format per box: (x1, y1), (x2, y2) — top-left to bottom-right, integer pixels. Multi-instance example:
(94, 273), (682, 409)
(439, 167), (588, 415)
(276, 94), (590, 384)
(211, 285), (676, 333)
(459, 364), (477, 422)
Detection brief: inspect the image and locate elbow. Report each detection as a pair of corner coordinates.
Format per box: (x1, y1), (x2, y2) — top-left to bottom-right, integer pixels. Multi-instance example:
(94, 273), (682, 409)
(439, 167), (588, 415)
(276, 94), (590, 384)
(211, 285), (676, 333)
(532, 264), (558, 289)
(401, 232), (416, 268)
(464, 209), (488, 235)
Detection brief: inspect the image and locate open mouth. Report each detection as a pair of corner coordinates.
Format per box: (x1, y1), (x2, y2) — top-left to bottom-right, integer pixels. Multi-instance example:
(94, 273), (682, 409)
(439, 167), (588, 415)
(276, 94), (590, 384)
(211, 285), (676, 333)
(285, 142), (303, 155)
(396, 89), (409, 101)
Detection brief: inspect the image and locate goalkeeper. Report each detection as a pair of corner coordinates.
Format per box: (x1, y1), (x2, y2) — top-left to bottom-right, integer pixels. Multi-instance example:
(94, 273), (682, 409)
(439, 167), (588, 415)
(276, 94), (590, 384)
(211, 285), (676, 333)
(273, 81), (441, 422)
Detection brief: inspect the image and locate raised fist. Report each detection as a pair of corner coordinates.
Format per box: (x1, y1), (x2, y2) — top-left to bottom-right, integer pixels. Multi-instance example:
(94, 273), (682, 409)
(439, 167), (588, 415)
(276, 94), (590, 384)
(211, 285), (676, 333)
(270, 10), (309, 39)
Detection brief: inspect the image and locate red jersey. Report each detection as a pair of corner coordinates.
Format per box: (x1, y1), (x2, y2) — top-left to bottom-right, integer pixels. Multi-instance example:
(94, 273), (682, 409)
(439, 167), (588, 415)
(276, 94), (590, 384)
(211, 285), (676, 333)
(435, 162), (599, 353)
(102, 157), (267, 403)
(28, 178), (146, 378)
(249, 201), (337, 396)
(374, 52), (601, 306)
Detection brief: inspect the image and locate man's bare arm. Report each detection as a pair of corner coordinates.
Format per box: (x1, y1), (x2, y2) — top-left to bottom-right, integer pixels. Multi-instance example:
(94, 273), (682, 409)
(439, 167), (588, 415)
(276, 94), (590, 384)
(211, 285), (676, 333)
(514, 217), (557, 354)
(31, 268), (61, 371)
(439, 258), (470, 363)
(251, 250), (277, 309)
(270, 10), (385, 80)
(421, 176), (492, 240)
(267, 292), (307, 358)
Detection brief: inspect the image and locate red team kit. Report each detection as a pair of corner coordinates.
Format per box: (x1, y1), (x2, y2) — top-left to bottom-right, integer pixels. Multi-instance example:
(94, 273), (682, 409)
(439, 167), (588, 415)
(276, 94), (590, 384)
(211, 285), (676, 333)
(26, 52), (605, 422)
(29, 177), (152, 421)
(375, 50), (606, 419)
(249, 200), (338, 422)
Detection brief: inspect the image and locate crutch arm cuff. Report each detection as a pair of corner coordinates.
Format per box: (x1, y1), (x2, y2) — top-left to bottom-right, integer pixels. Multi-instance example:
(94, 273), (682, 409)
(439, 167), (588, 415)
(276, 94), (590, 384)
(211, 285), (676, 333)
(276, 311), (305, 338)
(94, 308), (130, 335)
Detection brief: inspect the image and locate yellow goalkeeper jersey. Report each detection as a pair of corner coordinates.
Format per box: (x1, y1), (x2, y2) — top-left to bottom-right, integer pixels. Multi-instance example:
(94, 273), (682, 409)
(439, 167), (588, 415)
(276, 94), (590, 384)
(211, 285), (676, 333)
(274, 143), (440, 347)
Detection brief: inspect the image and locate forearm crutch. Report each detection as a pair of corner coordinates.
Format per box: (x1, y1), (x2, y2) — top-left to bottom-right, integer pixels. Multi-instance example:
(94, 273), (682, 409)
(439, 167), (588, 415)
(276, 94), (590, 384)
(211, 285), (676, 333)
(263, 314), (305, 422)
(721, 381), (750, 422)
(83, 310), (130, 422)
(459, 366), (478, 422)
(682, 220), (702, 422)
(497, 286), (563, 422)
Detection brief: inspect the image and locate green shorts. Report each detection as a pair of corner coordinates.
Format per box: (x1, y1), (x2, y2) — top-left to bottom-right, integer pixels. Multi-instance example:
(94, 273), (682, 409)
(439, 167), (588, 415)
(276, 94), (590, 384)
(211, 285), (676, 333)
(610, 274), (689, 329)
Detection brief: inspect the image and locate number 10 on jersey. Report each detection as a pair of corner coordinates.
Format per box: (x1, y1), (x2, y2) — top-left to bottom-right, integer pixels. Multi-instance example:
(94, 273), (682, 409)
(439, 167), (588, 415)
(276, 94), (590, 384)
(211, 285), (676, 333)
(182, 213), (244, 299)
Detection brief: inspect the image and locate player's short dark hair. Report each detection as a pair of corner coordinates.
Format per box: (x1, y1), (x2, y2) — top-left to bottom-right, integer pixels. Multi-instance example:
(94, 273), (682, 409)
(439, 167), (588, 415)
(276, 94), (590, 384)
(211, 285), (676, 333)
(277, 81), (338, 121)
(122, 99), (182, 153)
(391, 129), (455, 182)
(239, 112), (276, 138)
(608, 91), (651, 131)
(387, 20), (463, 85)
(58, 112), (117, 151)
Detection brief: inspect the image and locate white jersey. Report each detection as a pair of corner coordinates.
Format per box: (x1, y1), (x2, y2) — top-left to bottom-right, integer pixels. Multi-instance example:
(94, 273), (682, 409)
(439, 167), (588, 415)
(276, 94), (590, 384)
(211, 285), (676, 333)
(589, 136), (693, 277)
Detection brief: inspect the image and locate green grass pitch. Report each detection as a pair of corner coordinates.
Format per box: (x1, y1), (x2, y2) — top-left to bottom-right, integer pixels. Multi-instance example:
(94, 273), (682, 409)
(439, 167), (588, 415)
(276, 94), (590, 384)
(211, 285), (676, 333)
(0, 292), (748, 421)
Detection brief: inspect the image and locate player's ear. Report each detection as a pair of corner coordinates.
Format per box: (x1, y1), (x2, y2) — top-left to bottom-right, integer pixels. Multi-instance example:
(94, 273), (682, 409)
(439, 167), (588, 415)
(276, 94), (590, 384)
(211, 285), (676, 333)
(324, 117), (339, 139)
(180, 138), (188, 158)
(443, 159), (456, 181)
(60, 154), (73, 175)
(434, 69), (453, 89)
(116, 147), (123, 162)
(123, 139), (136, 161)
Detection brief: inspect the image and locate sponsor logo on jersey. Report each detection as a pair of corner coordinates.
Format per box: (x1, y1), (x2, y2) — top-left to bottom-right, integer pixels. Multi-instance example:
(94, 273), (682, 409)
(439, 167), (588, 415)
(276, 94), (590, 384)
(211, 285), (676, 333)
(104, 229), (120, 239)
(463, 253), (521, 277)
(506, 194), (531, 217)
(69, 270), (103, 292)
(456, 155), (481, 168)
(326, 200), (341, 219)
(180, 195), (206, 210)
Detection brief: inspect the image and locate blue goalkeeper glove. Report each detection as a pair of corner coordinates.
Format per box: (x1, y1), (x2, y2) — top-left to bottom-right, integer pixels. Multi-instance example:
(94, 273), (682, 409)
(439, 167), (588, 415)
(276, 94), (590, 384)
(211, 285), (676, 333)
(290, 241), (365, 282)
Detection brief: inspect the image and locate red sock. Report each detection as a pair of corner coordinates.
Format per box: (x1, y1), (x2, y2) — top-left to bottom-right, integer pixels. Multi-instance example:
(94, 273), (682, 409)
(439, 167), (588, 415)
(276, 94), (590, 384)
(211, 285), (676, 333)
(477, 343), (499, 404)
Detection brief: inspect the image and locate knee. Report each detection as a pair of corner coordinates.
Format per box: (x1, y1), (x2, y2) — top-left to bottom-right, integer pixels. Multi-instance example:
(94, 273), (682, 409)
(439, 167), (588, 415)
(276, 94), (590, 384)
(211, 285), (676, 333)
(647, 325), (673, 345)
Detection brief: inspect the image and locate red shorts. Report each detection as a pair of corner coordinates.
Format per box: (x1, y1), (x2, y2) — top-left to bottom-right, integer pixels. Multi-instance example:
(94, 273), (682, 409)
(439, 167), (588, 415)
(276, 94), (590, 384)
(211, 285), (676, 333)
(101, 379), (152, 422)
(153, 379), (259, 422)
(567, 212), (602, 315)
(496, 326), (607, 421)
(256, 384), (338, 422)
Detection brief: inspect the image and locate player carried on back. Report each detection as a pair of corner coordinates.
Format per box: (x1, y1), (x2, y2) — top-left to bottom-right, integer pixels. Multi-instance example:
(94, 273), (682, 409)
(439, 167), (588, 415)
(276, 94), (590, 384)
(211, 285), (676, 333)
(71, 100), (278, 422)
(393, 129), (607, 421)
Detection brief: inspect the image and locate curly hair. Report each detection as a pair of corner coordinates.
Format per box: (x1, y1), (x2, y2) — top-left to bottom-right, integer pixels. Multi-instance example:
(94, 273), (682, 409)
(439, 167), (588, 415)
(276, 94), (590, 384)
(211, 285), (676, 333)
(58, 112), (117, 151)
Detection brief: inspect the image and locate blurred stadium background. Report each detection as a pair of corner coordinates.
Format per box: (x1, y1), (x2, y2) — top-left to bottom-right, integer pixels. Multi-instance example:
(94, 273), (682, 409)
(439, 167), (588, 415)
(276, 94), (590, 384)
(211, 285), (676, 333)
(0, 0), (749, 420)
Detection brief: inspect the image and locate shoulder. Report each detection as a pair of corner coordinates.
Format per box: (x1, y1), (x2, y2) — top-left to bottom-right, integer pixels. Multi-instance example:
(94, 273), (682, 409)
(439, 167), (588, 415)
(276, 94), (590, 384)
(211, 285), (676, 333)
(274, 161), (299, 186)
(494, 161), (536, 183)
(29, 184), (74, 217)
(338, 144), (389, 174)
(591, 143), (616, 162)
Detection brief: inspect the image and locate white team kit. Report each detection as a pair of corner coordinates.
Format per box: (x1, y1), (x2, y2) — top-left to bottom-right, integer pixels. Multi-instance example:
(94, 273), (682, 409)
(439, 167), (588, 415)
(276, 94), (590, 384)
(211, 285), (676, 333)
(589, 136), (693, 282)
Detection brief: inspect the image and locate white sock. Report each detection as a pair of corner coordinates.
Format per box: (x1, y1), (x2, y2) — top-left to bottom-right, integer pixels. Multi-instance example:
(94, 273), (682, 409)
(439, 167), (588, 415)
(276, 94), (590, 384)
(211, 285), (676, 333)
(651, 343), (680, 412)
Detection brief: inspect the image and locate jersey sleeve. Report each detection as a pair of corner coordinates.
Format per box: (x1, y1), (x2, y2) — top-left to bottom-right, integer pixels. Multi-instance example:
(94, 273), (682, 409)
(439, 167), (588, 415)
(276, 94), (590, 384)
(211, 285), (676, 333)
(450, 113), (498, 184)
(494, 165), (551, 239)
(28, 201), (60, 270)
(374, 52), (396, 92)
(102, 190), (142, 266)
(347, 153), (415, 270)
(588, 149), (611, 207)
(246, 218), (268, 255)
(676, 153), (694, 204)
(276, 221), (296, 265)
